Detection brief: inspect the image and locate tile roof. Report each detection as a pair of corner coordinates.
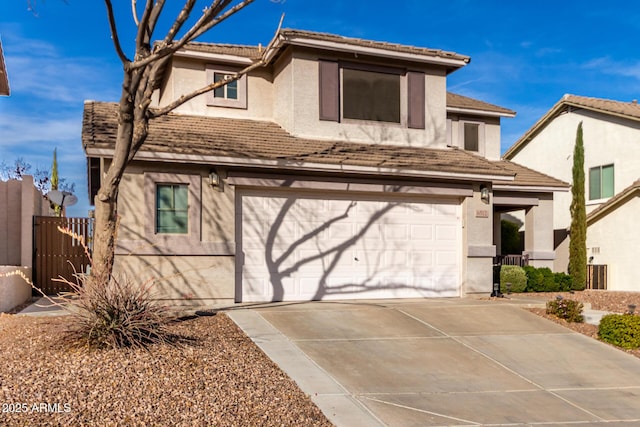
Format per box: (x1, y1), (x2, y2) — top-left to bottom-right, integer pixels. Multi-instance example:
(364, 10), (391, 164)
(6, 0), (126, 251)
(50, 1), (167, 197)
(82, 101), (566, 189)
(181, 42), (262, 59)
(504, 94), (640, 158)
(492, 161), (569, 188)
(182, 28), (470, 66)
(277, 29), (470, 63)
(447, 92), (516, 117)
(587, 179), (640, 225)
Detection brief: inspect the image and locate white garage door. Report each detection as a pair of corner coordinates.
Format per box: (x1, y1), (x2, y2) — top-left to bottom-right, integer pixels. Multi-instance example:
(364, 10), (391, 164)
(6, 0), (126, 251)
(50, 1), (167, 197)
(238, 189), (461, 302)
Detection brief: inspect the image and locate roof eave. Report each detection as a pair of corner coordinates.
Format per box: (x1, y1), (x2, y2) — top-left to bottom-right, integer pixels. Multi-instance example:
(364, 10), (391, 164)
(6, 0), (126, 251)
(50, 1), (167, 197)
(492, 183), (570, 192)
(85, 146), (513, 183)
(276, 35), (470, 70)
(174, 49), (255, 65)
(447, 106), (516, 118)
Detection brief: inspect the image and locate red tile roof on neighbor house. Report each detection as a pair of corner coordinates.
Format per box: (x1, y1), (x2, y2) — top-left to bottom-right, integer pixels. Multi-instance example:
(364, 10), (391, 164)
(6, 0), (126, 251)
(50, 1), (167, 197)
(82, 101), (567, 190)
(504, 94), (640, 158)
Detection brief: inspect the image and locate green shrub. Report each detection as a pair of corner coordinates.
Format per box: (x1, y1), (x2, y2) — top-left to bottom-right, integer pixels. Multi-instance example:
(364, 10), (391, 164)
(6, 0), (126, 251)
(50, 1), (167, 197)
(523, 266), (572, 292)
(546, 298), (584, 323)
(500, 265), (527, 294)
(523, 265), (543, 292)
(553, 272), (573, 292)
(598, 314), (640, 349)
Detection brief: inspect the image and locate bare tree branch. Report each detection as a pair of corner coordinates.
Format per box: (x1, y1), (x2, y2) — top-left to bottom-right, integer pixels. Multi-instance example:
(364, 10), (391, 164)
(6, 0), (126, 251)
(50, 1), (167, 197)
(190, 0), (253, 41)
(130, 0), (253, 70)
(150, 14), (283, 118)
(104, 0), (131, 64)
(135, 0), (155, 55)
(146, 1), (166, 39)
(131, 0), (140, 26)
(162, 0), (197, 44)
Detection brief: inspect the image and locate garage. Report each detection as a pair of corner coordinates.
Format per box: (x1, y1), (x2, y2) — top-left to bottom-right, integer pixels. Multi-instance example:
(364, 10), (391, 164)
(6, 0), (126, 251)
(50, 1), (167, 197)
(237, 188), (462, 302)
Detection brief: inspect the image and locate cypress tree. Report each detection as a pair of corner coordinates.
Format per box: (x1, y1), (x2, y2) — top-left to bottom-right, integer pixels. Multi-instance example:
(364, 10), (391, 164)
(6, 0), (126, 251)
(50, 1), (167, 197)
(569, 122), (587, 290)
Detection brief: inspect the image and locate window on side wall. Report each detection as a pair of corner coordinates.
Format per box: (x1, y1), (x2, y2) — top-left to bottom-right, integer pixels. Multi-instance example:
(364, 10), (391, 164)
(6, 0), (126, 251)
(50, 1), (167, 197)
(156, 184), (189, 234)
(206, 65), (247, 109)
(589, 164), (614, 200)
(459, 120), (484, 154)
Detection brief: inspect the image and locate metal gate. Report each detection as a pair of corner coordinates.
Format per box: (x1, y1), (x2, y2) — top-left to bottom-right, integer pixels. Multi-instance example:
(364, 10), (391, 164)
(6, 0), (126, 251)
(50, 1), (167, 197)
(587, 264), (607, 290)
(33, 216), (93, 295)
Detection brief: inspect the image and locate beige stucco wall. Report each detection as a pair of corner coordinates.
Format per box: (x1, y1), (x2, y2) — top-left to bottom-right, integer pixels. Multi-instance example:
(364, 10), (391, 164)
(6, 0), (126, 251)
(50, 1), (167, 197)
(161, 49), (453, 150)
(0, 266), (32, 312)
(0, 176), (49, 266)
(448, 116), (502, 161)
(162, 57), (274, 120)
(509, 110), (640, 230)
(114, 255), (235, 302)
(113, 162), (236, 301)
(587, 195), (640, 291)
(462, 184), (495, 294)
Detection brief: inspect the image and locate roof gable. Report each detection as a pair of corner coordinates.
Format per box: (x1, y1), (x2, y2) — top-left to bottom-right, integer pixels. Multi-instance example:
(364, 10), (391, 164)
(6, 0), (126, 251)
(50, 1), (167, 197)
(504, 94), (640, 159)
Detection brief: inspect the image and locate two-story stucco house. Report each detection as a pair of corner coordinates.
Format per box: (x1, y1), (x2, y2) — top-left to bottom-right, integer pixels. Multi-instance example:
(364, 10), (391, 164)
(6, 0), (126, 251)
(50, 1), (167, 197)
(82, 29), (567, 304)
(504, 94), (640, 291)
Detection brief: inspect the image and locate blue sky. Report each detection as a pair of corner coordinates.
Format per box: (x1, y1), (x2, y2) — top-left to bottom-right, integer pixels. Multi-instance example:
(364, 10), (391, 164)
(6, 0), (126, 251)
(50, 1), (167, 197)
(1, 1), (640, 216)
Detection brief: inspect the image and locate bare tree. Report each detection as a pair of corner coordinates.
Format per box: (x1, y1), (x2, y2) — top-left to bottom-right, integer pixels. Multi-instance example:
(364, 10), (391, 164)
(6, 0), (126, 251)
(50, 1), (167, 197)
(92, 1), (275, 283)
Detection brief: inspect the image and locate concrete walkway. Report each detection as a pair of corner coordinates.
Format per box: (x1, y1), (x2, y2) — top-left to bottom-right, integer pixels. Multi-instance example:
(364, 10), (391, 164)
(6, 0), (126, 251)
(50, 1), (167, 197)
(228, 298), (640, 426)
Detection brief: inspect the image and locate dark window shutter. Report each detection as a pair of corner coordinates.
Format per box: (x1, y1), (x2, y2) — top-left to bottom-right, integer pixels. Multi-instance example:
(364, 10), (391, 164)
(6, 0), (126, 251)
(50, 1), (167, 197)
(319, 61), (339, 121)
(407, 71), (425, 129)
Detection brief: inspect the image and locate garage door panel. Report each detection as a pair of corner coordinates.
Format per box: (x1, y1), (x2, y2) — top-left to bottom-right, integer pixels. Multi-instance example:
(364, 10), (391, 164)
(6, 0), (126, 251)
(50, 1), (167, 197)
(239, 191), (460, 302)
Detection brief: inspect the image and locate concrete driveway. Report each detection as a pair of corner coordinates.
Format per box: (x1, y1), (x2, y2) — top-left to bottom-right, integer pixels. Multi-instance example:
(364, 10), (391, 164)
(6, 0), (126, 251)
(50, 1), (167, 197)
(228, 298), (640, 426)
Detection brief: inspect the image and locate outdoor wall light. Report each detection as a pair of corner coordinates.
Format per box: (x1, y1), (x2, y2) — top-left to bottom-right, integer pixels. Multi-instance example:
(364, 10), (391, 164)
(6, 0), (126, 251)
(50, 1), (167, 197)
(209, 170), (220, 187)
(480, 185), (490, 204)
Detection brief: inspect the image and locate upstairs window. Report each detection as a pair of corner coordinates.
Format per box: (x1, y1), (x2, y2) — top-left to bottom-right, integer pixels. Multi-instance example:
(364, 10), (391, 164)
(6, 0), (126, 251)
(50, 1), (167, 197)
(342, 68), (400, 123)
(213, 72), (238, 100)
(156, 184), (188, 234)
(319, 61), (425, 129)
(589, 164), (614, 200)
(206, 65), (247, 109)
(463, 123), (480, 151)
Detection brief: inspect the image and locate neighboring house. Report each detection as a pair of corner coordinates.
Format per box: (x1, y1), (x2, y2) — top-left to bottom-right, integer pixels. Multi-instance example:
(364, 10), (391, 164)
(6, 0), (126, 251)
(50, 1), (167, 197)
(0, 38), (9, 96)
(504, 94), (640, 291)
(82, 29), (567, 304)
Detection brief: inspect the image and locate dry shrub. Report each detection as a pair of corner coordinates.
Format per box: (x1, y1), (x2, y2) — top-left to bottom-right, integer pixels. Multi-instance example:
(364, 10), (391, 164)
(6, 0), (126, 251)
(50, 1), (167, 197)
(3, 226), (177, 350)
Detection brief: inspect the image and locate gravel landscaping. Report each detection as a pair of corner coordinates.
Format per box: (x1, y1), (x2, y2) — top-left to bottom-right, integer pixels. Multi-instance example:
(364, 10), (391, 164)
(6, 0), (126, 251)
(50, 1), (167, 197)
(511, 290), (640, 359)
(1, 290), (638, 426)
(0, 312), (332, 427)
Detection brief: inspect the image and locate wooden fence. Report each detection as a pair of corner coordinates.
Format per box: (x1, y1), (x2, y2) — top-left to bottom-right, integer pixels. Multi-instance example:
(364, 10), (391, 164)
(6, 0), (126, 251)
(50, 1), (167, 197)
(33, 216), (93, 295)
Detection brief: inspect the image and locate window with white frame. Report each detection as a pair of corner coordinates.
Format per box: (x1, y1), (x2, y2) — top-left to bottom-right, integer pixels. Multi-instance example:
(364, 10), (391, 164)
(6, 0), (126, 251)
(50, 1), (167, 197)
(459, 120), (484, 154)
(589, 164), (614, 200)
(206, 65), (247, 109)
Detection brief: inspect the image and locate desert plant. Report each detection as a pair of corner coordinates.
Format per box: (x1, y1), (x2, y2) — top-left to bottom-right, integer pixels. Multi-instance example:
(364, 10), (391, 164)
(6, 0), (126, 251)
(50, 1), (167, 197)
(2, 227), (176, 349)
(546, 297), (584, 323)
(523, 266), (572, 292)
(500, 265), (527, 293)
(598, 314), (640, 349)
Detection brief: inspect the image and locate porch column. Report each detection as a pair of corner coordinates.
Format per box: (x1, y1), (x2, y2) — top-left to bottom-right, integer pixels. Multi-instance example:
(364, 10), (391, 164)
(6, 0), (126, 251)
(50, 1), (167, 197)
(463, 183), (496, 295)
(524, 193), (555, 269)
(493, 212), (502, 256)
